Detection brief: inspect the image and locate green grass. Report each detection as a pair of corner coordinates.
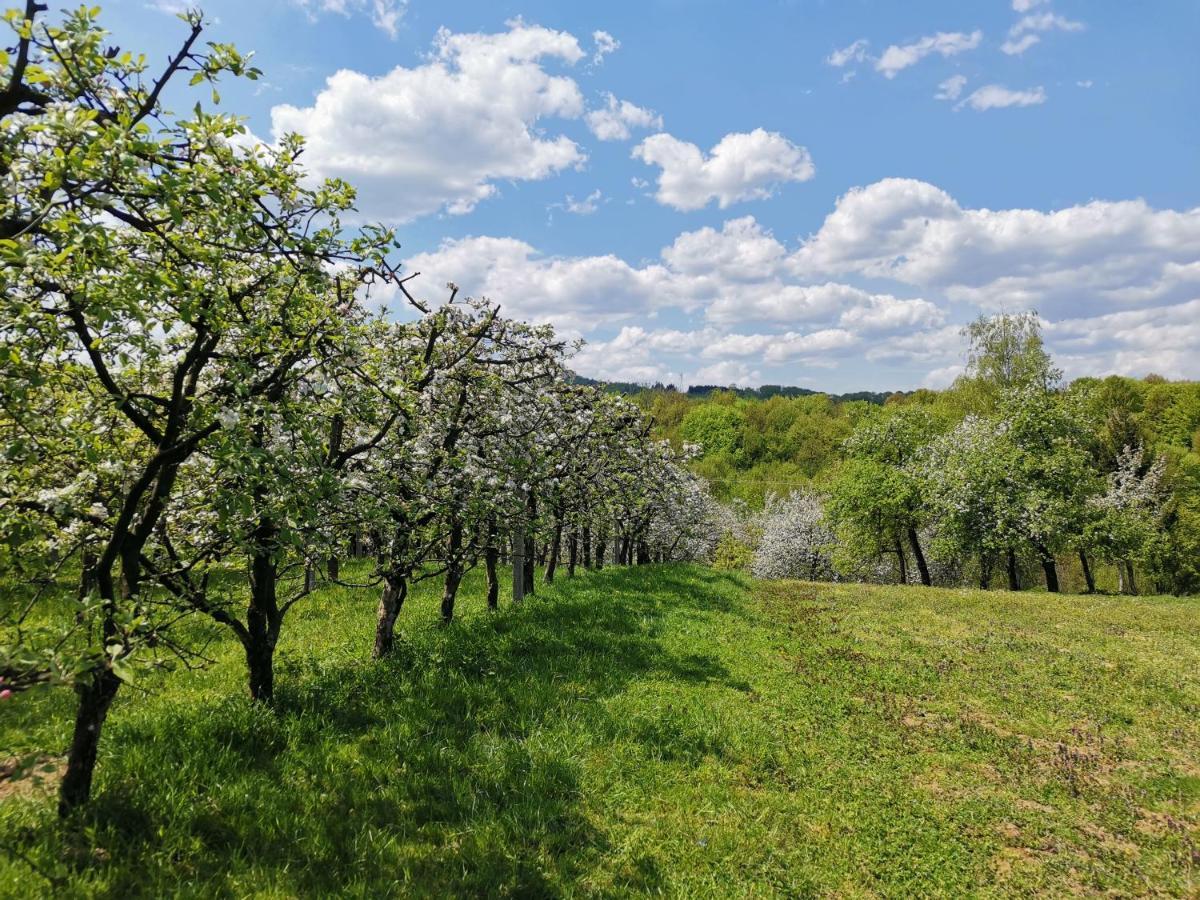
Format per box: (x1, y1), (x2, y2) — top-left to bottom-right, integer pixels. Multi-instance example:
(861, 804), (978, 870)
(2, 565), (1198, 897)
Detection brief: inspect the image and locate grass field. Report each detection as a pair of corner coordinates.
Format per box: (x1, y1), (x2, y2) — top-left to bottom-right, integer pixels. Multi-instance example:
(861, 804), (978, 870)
(1, 564), (1198, 897)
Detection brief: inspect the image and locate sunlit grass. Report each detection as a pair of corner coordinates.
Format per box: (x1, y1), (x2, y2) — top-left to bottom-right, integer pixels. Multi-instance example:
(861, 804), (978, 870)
(1, 565), (1197, 896)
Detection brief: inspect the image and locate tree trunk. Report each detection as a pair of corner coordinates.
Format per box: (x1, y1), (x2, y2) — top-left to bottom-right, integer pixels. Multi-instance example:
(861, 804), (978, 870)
(895, 537), (908, 585)
(581, 526), (592, 568)
(304, 561), (317, 593)
(567, 531), (578, 577)
(907, 527), (931, 586)
(636, 539), (650, 565)
(58, 666), (121, 817)
(373, 576), (407, 658)
(1078, 550), (1095, 593)
(524, 493), (537, 594)
(485, 519), (499, 610)
(1035, 544), (1059, 593)
(441, 520), (464, 624)
(1007, 549), (1020, 591)
(545, 520), (563, 584)
(979, 553), (992, 590)
(1123, 559), (1138, 596)
(595, 531), (606, 570)
(246, 541), (281, 703)
(326, 556), (340, 582)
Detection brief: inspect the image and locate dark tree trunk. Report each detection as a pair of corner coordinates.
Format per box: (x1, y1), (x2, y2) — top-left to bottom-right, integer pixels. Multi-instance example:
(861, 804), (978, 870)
(979, 553), (992, 590)
(895, 537), (908, 585)
(1078, 550), (1095, 593)
(595, 531), (606, 570)
(524, 493), (537, 594)
(304, 561), (317, 593)
(246, 538), (281, 703)
(59, 665), (121, 817)
(1035, 544), (1059, 593)
(545, 520), (563, 584)
(485, 519), (499, 609)
(1007, 549), (1020, 591)
(373, 576), (408, 658)
(567, 531), (578, 577)
(441, 520), (464, 624)
(907, 527), (931, 586)
(636, 539), (650, 565)
(327, 555), (340, 582)
(581, 526), (592, 568)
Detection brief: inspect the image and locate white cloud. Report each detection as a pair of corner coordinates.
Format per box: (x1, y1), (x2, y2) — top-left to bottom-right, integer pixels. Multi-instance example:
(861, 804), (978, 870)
(269, 22), (589, 221)
(935, 75), (967, 101)
(290, 0), (408, 38)
(957, 83), (1046, 111)
(875, 30), (982, 78)
(1077, 80), (1094, 88)
(1002, 11), (1084, 54)
(792, 178), (1200, 317)
(392, 181), (1200, 388)
(592, 30), (619, 65)
(1012, 0), (1048, 11)
(827, 39), (869, 67)
(1000, 34), (1040, 55)
(552, 189), (604, 216)
(585, 92), (662, 141)
(632, 128), (815, 211)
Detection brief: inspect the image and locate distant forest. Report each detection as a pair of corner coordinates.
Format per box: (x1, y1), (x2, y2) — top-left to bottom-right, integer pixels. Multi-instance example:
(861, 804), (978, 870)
(570, 374), (904, 406)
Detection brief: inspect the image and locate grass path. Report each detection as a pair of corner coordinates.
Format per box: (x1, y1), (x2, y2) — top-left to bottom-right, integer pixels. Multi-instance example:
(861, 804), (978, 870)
(1, 565), (1198, 896)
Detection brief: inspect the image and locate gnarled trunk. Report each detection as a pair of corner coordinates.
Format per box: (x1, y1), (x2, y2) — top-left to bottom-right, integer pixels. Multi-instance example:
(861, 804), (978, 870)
(246, 538), (281, 703)
(373, 576), (408, 658)
(59, 665), (121, 817)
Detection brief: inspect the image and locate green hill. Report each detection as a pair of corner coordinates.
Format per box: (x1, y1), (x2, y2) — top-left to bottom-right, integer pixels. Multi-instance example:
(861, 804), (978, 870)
(2, 566), (1197, 896)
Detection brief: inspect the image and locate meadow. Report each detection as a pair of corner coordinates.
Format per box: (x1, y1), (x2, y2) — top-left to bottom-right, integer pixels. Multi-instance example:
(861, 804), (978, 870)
(2, 564), (1197, 897)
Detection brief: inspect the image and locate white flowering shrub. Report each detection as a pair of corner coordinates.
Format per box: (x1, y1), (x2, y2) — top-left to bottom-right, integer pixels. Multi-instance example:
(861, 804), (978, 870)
(750, 490), (837, 581)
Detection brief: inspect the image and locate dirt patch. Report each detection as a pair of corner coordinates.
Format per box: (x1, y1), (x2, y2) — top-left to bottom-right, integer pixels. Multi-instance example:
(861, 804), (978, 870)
(0, 755), (64, 803)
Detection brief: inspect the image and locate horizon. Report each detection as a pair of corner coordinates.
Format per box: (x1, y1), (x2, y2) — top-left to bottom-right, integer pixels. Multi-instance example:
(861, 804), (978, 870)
(111, 0), (1200, 392)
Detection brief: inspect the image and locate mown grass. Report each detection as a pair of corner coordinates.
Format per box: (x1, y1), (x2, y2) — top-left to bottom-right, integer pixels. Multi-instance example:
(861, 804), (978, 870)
(1, 565), (1198, 897)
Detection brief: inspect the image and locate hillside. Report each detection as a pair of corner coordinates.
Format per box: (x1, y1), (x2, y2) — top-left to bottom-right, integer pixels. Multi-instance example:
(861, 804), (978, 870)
(2, 566), (1197, 897)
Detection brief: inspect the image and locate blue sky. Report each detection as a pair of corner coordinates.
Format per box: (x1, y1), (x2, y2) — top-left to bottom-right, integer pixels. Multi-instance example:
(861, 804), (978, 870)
(110, 0), (1199, 391)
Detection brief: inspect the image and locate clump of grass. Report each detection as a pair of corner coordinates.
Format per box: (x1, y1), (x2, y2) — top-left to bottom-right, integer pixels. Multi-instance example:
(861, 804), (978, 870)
(1, 566), (1197, 896)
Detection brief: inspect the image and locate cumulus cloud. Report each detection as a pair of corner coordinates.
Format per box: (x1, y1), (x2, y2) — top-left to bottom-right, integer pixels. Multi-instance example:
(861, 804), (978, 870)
(935, 75), (967, 101)
(875, 30), (982, 78)
(632, 128), (815, 211)
(957, 84), (1046, 111)
(290, 0), (408, 37)
(792, 177), (1200, 316)
(393, 180), (1200, 388)
(1012, 0), (1048, 11)
(585, 92), (662, 141)
(269, 21), (591, 221)
(826, 39), (869, 67)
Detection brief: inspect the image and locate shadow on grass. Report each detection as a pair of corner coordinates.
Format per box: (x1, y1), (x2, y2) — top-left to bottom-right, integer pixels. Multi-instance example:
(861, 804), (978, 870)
(11, 564), (742, 897)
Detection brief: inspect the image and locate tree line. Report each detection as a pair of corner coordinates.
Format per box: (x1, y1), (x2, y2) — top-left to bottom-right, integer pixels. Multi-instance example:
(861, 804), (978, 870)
(0, 4), (719, 816)
(647, 314), (1199, 597)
